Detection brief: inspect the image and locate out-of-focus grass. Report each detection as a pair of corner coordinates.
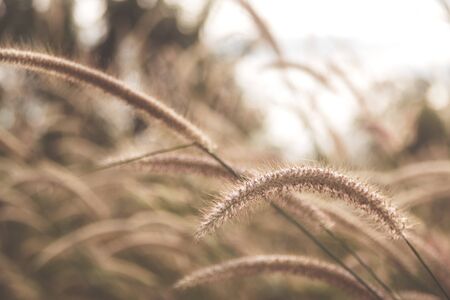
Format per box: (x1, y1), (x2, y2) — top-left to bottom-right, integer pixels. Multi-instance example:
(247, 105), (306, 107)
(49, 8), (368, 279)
(0, 1), (449, 299)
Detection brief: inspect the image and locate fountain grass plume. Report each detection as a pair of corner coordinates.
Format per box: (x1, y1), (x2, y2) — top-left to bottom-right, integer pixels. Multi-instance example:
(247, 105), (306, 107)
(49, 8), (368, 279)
(174, 255), (384, 299)
(196, 165), (407, 239)
(0, 48), (214, 151)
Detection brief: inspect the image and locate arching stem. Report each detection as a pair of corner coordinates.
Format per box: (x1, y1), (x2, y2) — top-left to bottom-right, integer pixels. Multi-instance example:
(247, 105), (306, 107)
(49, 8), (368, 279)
(195, 144), (383, 300)
(401, 234), (449, 300)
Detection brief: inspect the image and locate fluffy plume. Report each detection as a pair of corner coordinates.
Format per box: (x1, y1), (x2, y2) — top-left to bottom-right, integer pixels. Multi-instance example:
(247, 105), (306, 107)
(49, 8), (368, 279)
(0, 48), (214, 151)
(197, 166), (406, 239)
(174, 255), (383, 300)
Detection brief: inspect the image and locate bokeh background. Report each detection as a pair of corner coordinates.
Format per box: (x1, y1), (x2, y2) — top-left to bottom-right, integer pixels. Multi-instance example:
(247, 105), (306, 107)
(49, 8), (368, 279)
(1, 0), (450, 299)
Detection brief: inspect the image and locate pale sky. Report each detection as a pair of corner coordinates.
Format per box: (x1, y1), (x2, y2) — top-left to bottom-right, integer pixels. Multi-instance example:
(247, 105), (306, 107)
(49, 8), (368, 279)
(72, 0), (450, 161)
(196, 0), (450, 161)
(203, 0), (448, 43)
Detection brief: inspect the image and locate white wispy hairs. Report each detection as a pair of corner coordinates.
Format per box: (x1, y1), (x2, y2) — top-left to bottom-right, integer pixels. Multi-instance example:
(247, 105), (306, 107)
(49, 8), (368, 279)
(0, 48), (214, 151)
(197, 166), (406, 239)
(174, 255), (383, 299)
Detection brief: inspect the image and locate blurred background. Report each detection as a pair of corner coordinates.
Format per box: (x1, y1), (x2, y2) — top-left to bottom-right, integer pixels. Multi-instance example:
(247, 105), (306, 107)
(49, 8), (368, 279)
(0, 0), (450, 299)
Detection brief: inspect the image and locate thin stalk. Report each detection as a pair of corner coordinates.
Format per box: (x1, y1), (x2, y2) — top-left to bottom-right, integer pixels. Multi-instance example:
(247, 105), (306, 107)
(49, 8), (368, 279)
(271, 204), (382, 300)
(401, 234), (450, 300)
(195, 143), (241, 179)
(90, 143), (195, 173)
(194, 144), (382, 300)
(324, 228), (399, 300)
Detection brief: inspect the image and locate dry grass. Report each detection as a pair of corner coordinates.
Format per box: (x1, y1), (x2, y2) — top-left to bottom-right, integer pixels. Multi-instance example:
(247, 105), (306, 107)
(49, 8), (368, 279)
(0, 48), (214, 151)
(0, 2), (449, 300)
(196, 166), (406, 239)
(174, 255), (384, 299)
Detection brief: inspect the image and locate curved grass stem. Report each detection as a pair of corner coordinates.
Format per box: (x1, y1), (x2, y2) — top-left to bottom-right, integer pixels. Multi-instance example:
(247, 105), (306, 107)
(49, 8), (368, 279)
(89, 143), (195, 173)
(271, 203), (382, 300)
(401, 234), (450, 300)
(195, 144), (382, 300)
(323, 228), (399, 300)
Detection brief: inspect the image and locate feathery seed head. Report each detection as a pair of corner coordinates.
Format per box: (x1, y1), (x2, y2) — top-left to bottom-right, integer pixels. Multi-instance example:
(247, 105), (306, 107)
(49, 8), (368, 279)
(197, 166), (406, 239)
(0, 48), (215, 151)
(174, 255), (383, 300)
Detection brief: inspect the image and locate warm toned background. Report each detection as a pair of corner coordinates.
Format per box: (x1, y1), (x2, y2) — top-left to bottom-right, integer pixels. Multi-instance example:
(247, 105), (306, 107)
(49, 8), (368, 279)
(0, 1), (450, 299)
